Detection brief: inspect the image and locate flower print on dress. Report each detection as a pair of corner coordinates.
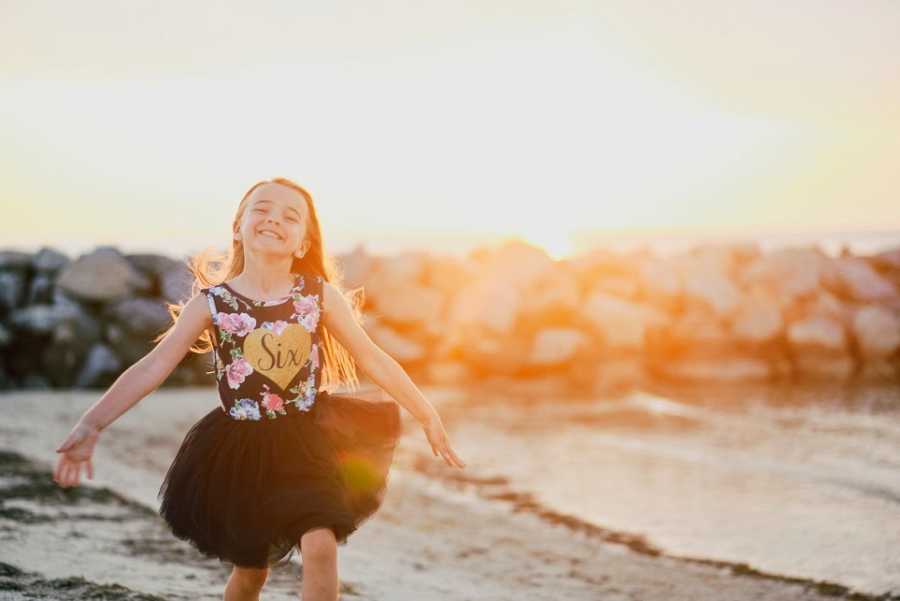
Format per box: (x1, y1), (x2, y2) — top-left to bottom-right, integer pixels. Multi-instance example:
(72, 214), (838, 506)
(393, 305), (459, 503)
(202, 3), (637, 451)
(292, 294), (320, 333)
(308, 342), (320, 371)
(225, 356), (254, 390)
(287, 370), (317, 412)
(209, 285), (240, 311)
(229, 398), (261, 421)
(260, 384), (288, 419)
(261, 320), (290, 336)
(217, 312), (257, 339)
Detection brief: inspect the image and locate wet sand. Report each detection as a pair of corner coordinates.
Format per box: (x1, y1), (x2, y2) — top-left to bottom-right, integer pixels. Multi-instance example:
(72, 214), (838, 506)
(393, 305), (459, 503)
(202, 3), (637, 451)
(0, 387), (894, 600)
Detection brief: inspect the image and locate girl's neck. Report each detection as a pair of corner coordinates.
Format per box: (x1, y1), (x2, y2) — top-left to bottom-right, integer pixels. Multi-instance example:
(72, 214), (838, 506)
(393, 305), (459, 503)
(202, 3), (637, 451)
(236, 256), (296, 296)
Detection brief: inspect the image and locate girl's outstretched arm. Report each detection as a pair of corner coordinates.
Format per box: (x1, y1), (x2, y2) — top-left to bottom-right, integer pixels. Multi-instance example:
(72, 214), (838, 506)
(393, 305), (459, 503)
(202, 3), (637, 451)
(54, 291), (213, 488)
(321, 281), (466, 469)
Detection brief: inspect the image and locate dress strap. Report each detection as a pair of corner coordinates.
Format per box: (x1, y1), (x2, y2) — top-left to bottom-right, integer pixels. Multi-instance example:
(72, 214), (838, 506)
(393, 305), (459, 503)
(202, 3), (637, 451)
(200, 287), (221, 378)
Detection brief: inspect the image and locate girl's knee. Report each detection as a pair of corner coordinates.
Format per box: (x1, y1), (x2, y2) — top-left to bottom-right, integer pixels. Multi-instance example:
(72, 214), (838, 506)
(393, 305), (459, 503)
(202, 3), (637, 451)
(232, 565), (269, 590)
(300, 526), (337, 564)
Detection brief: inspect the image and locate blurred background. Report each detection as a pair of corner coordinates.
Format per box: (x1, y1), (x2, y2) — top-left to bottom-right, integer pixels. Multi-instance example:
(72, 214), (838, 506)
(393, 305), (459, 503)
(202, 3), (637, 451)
(1, 2), (899, 600)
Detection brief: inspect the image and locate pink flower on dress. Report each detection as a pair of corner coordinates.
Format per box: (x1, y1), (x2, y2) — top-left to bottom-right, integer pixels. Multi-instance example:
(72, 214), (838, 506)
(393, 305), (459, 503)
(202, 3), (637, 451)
(309, 342), (320, 370)
(262, 320), (289, 335)
(217, 312), (257, 337)
(293, 295), (320, 332)
(261, 390), (285, 413)
(226, 357), (254, 389)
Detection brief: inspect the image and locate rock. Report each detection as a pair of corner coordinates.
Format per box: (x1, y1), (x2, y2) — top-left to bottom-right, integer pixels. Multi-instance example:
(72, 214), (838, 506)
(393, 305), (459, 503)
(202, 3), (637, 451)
(448, 277), (521, 336)
(0, 250), (32, 270)
(460, 332), (534, 376)
(334, 244), (378, 291)
(425, 360), (471, 385)
(690, 242), (761, 274)
(666, 309), (732, 349)
(831, 257), (899, 302)
(366, 322), (426, 363)
(730, 289), (784, 344)
(8, 303), (81, 335)
(127, 253), (193, 302)
(32, 246), (70, 273)
(368, 283), (444, 329)
(473, 240), (555, 290)
(0, 270), (27, 312)
(740, 247), (835, 306)
(422, 254), (474, 299)
(528, 328), (590, 366)
(362, 251), (432, 310)
(791, 290), (850, 323)
(519, 267), (580, 318)
(26, 273), (55, 305)
(592, 275), (639, 299)
(74, 343), (123, 388)
(852, 305), (900, 358)
(583, 292), (667, 351)
(872, 247), (900, 271)
(57, 247), (150, 303)
(103, 297), (176, 338)
(678, 254), (742, 318)
(638, 258), (681, 303)
(787, 316), (847, 353)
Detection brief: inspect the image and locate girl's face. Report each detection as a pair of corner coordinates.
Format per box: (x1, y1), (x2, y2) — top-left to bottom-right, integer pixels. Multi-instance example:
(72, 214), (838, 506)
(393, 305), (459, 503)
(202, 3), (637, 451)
(237, 182), (311, 258)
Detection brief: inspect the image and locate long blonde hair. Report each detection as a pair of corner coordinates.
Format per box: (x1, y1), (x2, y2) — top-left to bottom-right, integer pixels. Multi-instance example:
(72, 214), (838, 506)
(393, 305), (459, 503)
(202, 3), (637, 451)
(154, 177), (365, 393)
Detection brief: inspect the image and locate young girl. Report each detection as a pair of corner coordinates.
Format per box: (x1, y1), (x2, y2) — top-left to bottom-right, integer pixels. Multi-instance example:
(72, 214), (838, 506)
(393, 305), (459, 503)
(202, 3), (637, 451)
(53, 177), (466, 601)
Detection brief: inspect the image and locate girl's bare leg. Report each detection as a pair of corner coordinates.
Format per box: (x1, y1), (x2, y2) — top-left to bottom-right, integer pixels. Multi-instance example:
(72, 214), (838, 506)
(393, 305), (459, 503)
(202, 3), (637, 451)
(224, 565), (269, 601)
(299, 527), (339, 600)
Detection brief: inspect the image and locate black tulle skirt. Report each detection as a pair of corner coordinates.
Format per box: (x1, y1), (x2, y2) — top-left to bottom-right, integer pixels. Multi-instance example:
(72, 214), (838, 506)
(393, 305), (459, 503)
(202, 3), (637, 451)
(157, 391), (401, 568)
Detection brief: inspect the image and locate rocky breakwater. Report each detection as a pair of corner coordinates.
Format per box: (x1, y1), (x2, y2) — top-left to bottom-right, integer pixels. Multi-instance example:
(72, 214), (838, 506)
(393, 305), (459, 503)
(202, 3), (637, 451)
(1, 241), (899, 393)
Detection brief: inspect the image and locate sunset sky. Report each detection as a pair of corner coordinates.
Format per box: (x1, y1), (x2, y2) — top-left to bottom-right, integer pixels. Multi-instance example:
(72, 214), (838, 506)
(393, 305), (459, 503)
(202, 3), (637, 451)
(2, 1), (899, 260)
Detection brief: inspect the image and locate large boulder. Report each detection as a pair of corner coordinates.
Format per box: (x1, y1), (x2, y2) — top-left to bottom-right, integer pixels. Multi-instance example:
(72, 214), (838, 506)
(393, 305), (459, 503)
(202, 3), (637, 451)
(739, 247), (835, 306)
(447, 277), (521, 336)
(852, 305), (900, 359)
(830, 257), (899, 302)
(127, 253), (192, 303)
(787, 316), (847, 352)
(675, 250), (743, 318)
(729, 288), (784, 345)
(57, 247), (150, 303)
(583, 292), (667, 351)
(528, 327), (590, 366)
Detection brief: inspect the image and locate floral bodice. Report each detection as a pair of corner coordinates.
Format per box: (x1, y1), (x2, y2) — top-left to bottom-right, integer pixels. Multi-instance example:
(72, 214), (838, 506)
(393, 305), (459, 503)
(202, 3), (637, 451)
(201, 271), (325, 421)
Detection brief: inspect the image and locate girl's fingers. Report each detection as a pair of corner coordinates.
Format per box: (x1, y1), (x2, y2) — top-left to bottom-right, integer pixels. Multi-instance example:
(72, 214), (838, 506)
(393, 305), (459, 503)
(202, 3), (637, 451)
(66, 462), (77, 487)
(59, 462), (71, 487)
(86, 459), (94, 480)
(53, 457), (64, 484)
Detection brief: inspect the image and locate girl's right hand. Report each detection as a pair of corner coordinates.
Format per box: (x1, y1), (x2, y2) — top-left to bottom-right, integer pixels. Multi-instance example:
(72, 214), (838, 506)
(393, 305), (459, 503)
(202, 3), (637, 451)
(54, 421), (101, 488)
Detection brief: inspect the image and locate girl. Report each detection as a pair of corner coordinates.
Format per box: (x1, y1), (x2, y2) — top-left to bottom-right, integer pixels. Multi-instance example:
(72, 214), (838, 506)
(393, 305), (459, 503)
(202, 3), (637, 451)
(53, 177), (466, 601)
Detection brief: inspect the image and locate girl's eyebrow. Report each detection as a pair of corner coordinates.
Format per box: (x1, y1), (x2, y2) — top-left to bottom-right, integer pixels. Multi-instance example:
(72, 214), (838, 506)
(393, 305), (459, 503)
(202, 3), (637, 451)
(254, 199), (302, 219)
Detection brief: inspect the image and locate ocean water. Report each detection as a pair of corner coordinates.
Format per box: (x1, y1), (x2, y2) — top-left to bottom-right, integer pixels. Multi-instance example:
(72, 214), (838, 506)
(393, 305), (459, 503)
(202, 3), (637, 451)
(442, 381), (900, 596)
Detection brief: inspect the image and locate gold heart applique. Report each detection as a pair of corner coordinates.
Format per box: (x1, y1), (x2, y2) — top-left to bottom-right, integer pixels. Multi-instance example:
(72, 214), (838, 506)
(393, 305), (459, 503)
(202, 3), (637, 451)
(243, 324), (311, 390)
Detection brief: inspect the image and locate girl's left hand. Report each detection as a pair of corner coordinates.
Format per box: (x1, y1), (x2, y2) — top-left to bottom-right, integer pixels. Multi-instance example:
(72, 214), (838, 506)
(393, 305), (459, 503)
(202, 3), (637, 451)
(54, 421), (101, 488)
(422, 415), (466, 469)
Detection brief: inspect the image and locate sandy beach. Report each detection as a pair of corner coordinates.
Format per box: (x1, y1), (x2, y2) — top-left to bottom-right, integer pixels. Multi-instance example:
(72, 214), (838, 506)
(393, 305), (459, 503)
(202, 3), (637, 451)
(1, 385), (897, 600)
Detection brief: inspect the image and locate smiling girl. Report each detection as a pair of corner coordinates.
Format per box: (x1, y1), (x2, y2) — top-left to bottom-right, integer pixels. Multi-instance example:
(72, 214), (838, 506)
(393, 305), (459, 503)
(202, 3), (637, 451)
(53, 177), (465, 601)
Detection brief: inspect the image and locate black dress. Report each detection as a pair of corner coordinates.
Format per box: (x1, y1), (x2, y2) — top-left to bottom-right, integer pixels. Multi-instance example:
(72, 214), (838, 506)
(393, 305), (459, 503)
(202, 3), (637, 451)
(157, 269), (401, 568)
